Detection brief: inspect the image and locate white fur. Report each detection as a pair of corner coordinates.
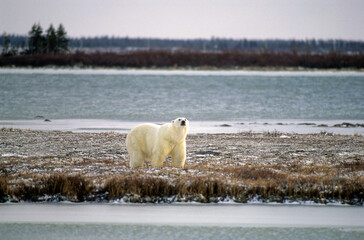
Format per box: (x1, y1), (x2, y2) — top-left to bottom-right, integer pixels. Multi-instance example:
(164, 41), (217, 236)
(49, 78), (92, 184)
(126, 118), (189, 168)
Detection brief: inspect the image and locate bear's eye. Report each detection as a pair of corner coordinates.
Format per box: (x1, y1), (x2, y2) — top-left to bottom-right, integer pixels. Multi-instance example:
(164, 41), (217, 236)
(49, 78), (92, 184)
(178, 119), (181, 121)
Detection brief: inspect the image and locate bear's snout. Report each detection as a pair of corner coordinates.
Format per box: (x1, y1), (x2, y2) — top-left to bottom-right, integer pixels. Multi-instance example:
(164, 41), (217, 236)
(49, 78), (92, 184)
(181, 120), (186, 126)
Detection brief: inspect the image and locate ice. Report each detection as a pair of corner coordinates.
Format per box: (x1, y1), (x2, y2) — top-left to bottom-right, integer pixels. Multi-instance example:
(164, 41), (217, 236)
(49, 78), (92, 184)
(1, 119), (364, 135)
(1, 203), (364, 228)
(1, 67), (364, 77)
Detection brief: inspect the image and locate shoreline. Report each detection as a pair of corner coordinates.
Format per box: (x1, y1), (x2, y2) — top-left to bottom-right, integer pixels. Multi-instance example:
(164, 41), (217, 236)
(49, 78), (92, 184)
(1, 66), (364, 75)
(1, 119), (364, 135)
(1, 128), (363, 205)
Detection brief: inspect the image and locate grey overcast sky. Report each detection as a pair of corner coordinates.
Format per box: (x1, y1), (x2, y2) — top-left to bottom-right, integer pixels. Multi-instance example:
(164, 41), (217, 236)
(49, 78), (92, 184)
(1, 0), (364, 40)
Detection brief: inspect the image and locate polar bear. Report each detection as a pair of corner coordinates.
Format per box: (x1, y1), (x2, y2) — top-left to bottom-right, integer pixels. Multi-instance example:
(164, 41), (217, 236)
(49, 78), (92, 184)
(126, 118), (189, 168)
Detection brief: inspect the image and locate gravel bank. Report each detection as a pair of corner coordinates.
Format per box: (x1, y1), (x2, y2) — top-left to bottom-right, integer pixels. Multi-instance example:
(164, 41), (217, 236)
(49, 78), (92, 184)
(1, 128), (363, 204)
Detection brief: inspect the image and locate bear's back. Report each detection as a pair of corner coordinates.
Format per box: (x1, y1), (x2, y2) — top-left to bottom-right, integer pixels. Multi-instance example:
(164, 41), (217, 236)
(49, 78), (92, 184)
(126, 123), (160, 155)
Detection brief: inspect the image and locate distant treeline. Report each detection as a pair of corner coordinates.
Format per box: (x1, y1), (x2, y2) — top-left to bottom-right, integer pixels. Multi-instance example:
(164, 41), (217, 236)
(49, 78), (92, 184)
(1, 50), (363, 69)
(1, 24), (68, 56)
(1, 34), (364, 53)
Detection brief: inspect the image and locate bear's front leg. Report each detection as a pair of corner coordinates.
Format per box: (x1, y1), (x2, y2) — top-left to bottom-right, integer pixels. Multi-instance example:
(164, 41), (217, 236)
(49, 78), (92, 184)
(151, 146), (169, 168)
(171, 141), (186, 168)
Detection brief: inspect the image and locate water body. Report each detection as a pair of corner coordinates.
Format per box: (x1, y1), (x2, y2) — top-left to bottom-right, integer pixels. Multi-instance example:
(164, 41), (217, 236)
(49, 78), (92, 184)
(1, 69), (363, 134)
(0, 204), (363, 240)
(0, 69), (363, 121)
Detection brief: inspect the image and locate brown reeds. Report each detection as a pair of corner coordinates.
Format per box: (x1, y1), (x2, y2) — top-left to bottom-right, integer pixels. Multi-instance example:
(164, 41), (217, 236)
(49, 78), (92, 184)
(2, 174), (93, 202)
(104, 176), (175, 201)
(1, 50), (363, 69)
(0, 177), (9, 203)
(43, 174), (93, 201)
(1, 171), (362, 204)
(103, 175), (235, 203)
(103, 172), (363, 204)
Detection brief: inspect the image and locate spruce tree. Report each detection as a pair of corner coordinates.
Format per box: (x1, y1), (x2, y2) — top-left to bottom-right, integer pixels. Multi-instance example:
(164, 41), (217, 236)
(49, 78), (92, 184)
(56, 24), (69, 52)
(28, 23), (45, 54)
(46, 24), (57, 54)
(1, 33), (10, 56)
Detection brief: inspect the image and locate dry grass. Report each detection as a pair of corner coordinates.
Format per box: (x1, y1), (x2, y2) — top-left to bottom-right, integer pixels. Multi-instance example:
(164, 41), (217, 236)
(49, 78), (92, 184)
(1, 174), (93, 202)
(1, 171), (363, 204)
(0, 177), (9, 202)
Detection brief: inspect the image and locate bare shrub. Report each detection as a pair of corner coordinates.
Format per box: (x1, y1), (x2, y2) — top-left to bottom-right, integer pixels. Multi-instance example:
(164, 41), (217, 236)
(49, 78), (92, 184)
(1, 50), (363, 69)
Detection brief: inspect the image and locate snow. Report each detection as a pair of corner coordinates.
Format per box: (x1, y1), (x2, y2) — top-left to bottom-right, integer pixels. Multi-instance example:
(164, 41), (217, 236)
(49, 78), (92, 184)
(1, 67), (364, 77)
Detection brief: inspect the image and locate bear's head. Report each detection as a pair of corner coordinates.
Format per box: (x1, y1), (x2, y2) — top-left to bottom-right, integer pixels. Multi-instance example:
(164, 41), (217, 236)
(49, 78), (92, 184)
(172, 117), (190, 130)
(172, 117), (189, 128)
(170, 117), (189, 141)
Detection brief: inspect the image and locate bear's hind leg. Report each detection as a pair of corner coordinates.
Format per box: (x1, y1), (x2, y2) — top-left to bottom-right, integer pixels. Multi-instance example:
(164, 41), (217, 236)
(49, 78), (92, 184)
(129, 151), (145, 169)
